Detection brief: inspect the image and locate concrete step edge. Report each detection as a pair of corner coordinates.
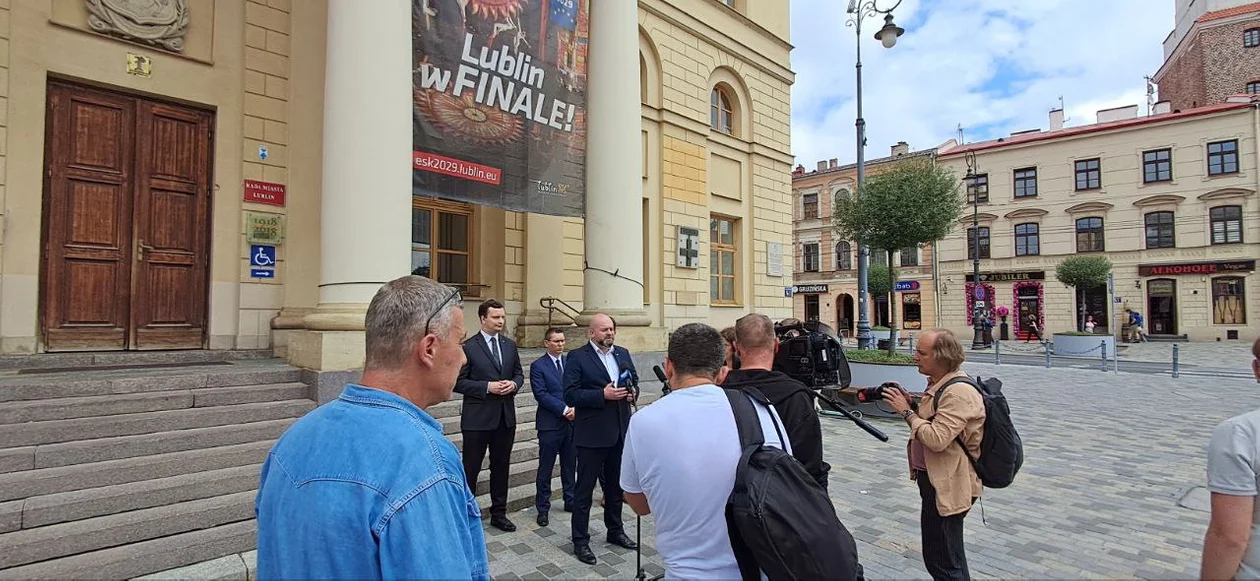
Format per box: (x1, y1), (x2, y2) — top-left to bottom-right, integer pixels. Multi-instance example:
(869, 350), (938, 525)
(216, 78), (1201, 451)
(0, 365), (303, 403)
(31, 418), (295, 470)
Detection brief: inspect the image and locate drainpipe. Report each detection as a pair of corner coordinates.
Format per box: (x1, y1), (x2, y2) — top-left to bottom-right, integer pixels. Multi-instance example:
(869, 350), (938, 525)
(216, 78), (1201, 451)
(932, 242), (942, 328)
(1253, 103), (1260, 195)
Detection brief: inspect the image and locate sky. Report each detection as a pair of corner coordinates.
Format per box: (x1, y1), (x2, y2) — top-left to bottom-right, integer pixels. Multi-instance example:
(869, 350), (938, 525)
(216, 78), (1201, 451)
(790, 0), (1174, 169)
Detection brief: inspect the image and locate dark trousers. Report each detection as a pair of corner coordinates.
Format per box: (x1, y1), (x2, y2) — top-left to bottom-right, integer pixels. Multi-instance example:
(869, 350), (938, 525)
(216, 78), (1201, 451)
(535, 425), (576, 514)
(462, 425), (515, 518)
(917, 475), (971, 581)
(571, 443), (625, 546)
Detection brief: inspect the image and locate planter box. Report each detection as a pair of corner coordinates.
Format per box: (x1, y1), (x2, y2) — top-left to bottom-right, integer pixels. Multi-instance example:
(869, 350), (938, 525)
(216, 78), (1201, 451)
(867, 330), (891, 340)
(1051, 333), (1116, 358)
(848, 361), (929, 391)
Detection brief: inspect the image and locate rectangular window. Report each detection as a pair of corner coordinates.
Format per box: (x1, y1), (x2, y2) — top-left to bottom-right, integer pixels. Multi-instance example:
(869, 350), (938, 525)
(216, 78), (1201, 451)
(1013, 167), (1038, 198)
(1249, 81), (1260, 95)
(1074, 158), (1101, 190)
(1075, 217), (1105, 252)
(1246, 28), (1260, 47)
(836, 242), (852, 270)
(967, 226), (990, 259)
(1208, 140), (1239, 176)
(412, 198), (474, 288)
(802, 194), (818, 219)
(1211, 205), (1243, 244)
(1144, 211), (1176, 249)
(1143, 149), (1172, 183)
(1014, 223), (1040, 256)
(803, 243), (819, 272)
(870, 250), (888, 266)
(968, 173), (989, 203)
(1213, 277), (1247, 324)
(899, 246), (918, 267)
(710, 215), (738, 304)
(902, 293), (922, 330)
(804, 294), (820, 322)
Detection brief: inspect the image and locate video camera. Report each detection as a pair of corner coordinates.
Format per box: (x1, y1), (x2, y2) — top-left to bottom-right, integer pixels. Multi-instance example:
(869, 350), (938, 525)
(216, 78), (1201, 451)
(773, 320), (851, 390)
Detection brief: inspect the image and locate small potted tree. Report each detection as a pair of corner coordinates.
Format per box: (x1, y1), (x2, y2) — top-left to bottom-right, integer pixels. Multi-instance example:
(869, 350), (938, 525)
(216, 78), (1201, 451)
(995, 305), (1010, 341)
(1053, 255), (1115, 356)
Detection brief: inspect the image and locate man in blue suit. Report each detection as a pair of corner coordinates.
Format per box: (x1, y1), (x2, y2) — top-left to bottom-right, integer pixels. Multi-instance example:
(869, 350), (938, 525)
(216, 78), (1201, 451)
(563, 313), (639, 565)
(530, 327), (576, 527)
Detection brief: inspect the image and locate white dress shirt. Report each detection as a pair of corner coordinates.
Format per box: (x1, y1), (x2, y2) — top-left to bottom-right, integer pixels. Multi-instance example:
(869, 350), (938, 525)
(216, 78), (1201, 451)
(591, 340), (620, 386)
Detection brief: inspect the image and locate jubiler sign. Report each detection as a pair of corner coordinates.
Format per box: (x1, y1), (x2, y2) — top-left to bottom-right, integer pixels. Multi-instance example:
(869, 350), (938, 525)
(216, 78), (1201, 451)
(412, 0), (590, 217)
(1138, 260), (1256, 277)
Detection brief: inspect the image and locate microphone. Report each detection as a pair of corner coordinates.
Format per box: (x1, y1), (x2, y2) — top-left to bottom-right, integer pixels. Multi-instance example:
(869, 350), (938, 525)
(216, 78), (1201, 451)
(652, 365), (671, 395)
(619, 365), (638, 402)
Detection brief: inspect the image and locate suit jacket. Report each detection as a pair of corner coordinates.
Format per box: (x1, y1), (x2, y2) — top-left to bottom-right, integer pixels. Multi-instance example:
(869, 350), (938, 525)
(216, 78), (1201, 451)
(454, 333), (525, 431)
(562, 343), (638, 448)
(530, 353), (570, 432)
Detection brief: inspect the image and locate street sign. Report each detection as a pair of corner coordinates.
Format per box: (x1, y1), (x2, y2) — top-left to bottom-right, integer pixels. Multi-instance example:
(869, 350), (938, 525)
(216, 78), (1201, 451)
(784, 287), (793, 297)
(894, 280), (920, 292)
(1114, 297), (1123, 303)
(676, 226), (700, 268)
(250, 245), (276, 268)
(250, 268), (275, 279)
(974, 286), (986, 300)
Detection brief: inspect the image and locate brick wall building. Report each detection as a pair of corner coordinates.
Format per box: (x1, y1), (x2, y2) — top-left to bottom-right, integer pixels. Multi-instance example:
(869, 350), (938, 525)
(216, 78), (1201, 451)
(1155, 2), (1260, 111)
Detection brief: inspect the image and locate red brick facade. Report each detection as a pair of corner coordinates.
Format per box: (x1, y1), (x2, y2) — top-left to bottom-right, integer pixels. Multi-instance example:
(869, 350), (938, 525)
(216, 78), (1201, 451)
(1157, 12), (1260, 110)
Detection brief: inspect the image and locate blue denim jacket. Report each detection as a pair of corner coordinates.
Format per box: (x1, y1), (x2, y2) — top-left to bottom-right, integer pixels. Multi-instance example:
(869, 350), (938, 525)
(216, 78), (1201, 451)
(255, 384), (489, 580)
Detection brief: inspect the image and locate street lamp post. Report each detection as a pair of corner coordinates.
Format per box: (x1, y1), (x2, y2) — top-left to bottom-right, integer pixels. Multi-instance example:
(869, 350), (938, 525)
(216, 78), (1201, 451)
(846, 0), (904, 350)
(964, 151), (986, 350)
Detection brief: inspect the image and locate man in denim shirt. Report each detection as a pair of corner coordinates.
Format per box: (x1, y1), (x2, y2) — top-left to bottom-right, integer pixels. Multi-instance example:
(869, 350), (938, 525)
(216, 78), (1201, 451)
(256, 276), (489, 579)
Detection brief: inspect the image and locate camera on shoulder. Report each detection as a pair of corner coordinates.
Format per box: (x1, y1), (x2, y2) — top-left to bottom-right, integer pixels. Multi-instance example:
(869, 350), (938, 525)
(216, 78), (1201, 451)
(772, 320), (852, 390)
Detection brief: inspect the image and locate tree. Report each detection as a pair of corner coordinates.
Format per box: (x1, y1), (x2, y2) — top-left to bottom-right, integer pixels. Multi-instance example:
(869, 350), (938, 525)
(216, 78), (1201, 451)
(866, 264), (896, 327)
(1055, 255), (1113, 332)
(834, 159), (964, 352)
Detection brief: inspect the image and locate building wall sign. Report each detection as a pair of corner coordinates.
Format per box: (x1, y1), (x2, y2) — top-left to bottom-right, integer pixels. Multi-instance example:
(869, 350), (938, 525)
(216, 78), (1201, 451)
(791, 284), (829, 294)
(243, 180), (286, 207)
(965, 271), (1046, 283)
(412, 0), (590, 217)
(767, 242), (784, 277)
(245, 212), (285, 245)
(1138, 260), (1256, 277)
(894, 280), (920, 292)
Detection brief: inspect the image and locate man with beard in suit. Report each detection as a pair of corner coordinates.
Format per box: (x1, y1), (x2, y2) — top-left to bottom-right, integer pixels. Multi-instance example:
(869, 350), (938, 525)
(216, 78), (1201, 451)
(563, 313), (639, 565)
(455, 299), (525, 532)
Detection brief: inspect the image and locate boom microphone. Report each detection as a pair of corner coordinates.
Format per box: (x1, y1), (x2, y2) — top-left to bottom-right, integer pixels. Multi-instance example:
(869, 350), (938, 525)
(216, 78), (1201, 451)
(651, 365), (671, 395)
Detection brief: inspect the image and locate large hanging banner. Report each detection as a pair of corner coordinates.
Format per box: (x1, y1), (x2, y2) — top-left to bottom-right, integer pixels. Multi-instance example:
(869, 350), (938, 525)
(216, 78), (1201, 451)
(413, 0), (589, 217)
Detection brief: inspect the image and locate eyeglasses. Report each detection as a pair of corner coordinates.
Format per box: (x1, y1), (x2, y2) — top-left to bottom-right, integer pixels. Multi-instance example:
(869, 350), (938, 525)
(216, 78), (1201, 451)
(424, 286), (463, 337)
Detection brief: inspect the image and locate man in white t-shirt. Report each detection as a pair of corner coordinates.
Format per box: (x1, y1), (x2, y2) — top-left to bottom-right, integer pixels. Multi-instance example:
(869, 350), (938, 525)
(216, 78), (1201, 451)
(1202, 336), (1260, 580)
(621, 322), (790, 579)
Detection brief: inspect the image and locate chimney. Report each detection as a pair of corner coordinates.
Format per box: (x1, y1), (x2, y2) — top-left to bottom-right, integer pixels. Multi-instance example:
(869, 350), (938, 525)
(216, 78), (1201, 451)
(890, 141), (909, 157)
(817, 160), (827, 172)
(1049, 108), (1064, 131)
(828, 158), (838, 169)
(1096, 104), (1140, 124)
(1153, 101), (1172, 115)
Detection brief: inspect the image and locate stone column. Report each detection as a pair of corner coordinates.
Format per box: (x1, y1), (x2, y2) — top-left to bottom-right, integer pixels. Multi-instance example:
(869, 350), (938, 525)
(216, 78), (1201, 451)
(581, 0), (650, 329)
(289, 0), (412, 373)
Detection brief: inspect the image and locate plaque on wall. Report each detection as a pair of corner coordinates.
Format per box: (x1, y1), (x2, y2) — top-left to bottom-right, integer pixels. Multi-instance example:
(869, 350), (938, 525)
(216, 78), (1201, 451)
(767, 242), (784, 277)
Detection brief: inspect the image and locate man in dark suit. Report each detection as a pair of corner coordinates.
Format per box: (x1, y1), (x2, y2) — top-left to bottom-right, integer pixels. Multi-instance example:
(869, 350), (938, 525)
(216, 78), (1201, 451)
(563, 313), (639, 565)
(530, 327), (576, 527)
(455, 299), (525, 532)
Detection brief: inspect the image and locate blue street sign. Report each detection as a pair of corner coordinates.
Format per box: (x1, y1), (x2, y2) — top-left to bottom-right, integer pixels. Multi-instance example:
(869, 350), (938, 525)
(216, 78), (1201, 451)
(974, 286), (986, 300)
(895, 280), (920, 292)
(250, 268), (275, 279)
(250, 245), (276, 268)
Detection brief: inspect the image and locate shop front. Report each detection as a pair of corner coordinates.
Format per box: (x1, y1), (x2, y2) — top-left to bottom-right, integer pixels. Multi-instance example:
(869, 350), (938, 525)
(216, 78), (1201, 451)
(1137, 260), (1255, 340)
(966, 271), (1046, 339)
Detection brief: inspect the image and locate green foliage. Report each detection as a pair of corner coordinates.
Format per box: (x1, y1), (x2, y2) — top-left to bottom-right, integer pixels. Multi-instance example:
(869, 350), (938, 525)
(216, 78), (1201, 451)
(1054, 256), (1112, 289)
(866, 264), (896, 297)
(844, 349), (916, 365)
(870, 326), (891, 331)
(832, 160), (966, 254)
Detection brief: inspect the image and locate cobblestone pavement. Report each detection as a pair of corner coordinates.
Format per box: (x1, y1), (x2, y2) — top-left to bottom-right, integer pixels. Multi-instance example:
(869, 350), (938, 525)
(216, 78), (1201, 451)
(487, 362), (1260, 580)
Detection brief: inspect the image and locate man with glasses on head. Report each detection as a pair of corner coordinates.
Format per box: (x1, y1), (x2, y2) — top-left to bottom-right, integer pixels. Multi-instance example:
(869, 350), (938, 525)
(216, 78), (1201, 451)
(256, 276), (488, 579)
(530, 327), (577, 527)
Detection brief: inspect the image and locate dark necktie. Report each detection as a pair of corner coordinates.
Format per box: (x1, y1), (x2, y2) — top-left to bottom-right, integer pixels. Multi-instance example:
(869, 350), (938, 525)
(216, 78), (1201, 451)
(490, 336), (501, 367)
(554, 356), (563, 375)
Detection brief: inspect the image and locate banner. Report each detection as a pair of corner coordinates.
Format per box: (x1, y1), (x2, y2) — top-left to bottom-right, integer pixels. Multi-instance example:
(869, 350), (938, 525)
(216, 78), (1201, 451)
(412, 0), (589, 217)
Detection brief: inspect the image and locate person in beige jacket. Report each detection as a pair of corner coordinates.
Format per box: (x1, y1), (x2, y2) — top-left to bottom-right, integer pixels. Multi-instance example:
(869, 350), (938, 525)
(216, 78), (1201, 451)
(882, 328), (986, 581)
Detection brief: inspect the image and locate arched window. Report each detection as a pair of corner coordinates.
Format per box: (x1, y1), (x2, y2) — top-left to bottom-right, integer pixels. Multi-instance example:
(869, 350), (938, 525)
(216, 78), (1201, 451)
(836, 241), (852, 270)
(710, 87), (733, 135)
(833, 188), (850, 207)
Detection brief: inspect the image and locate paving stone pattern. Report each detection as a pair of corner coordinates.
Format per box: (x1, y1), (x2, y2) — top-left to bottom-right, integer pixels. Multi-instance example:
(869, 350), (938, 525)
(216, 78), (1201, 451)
(486, 362), (1260, 580)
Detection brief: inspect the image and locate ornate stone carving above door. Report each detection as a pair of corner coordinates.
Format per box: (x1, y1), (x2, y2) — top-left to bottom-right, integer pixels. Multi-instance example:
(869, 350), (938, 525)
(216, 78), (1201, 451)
(85, 0), (191, 52)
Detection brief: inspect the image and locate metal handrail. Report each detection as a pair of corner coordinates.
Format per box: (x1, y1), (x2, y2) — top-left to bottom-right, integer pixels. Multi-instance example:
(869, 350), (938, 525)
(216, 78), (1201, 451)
(540, 297), (581, 328)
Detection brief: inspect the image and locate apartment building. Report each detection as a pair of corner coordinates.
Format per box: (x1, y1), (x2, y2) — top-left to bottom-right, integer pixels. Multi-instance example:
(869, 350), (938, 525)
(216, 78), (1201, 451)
(936, 97), (1260, 342)
(789, 143), (939, 336)
(1155, 1), (1260, 111)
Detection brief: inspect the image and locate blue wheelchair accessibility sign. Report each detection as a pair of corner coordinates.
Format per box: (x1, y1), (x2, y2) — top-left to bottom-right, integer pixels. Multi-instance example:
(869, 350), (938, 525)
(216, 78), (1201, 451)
(250, 245), (276, 268)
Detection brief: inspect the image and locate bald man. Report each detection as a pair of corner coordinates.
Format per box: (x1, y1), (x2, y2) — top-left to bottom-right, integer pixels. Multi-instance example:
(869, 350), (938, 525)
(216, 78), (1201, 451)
(562, 314), (639, 565)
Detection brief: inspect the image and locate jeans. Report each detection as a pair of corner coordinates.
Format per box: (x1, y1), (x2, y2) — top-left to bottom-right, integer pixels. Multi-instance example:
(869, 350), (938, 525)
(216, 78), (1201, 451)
(917, 474), (971, 581)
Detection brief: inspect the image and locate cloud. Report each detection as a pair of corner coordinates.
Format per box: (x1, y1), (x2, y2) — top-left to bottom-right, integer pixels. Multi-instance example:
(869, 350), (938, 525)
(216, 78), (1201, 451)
(790, 0), (1171, 169)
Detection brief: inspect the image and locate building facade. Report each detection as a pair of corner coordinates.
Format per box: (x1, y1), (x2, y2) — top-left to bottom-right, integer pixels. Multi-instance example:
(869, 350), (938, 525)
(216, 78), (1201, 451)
(789, 143), (940, 337)
(1155, 1), (1260, 111)
(0, 0), (795, 369)
(936, 98), (1260, 342)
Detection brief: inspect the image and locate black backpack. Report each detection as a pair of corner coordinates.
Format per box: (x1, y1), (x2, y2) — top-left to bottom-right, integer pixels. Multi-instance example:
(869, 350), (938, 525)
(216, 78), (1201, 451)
(722, 388), (863, 581)
(934, 376), (1023, 488)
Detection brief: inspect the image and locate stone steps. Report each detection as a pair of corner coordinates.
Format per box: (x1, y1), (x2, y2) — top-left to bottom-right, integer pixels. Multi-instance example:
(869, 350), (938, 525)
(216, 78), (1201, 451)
(0, 383), (308, 424)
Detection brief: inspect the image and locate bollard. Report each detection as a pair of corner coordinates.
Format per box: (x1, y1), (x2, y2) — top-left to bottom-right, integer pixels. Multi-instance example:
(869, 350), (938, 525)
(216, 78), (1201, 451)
(1113, 339), (1120, 374)
(1172, 343), (1180, 378)
(1045, 341), (1052, 368)
(1099, 340), (1107, 372)
(994, 339), (1002, 365)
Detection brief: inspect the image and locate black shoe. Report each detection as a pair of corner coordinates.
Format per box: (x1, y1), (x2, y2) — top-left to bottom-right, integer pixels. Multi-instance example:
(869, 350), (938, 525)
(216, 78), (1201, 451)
(490, 516), (517, 532)
(607, 531), (638, 550)
(536, 513), (549, 527)
(574, 544), (597, 565)
(563, 504), (575, 513)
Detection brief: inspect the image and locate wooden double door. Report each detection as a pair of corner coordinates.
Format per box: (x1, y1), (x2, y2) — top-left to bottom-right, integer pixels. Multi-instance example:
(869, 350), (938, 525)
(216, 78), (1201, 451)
(41, 81), (214, 351)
